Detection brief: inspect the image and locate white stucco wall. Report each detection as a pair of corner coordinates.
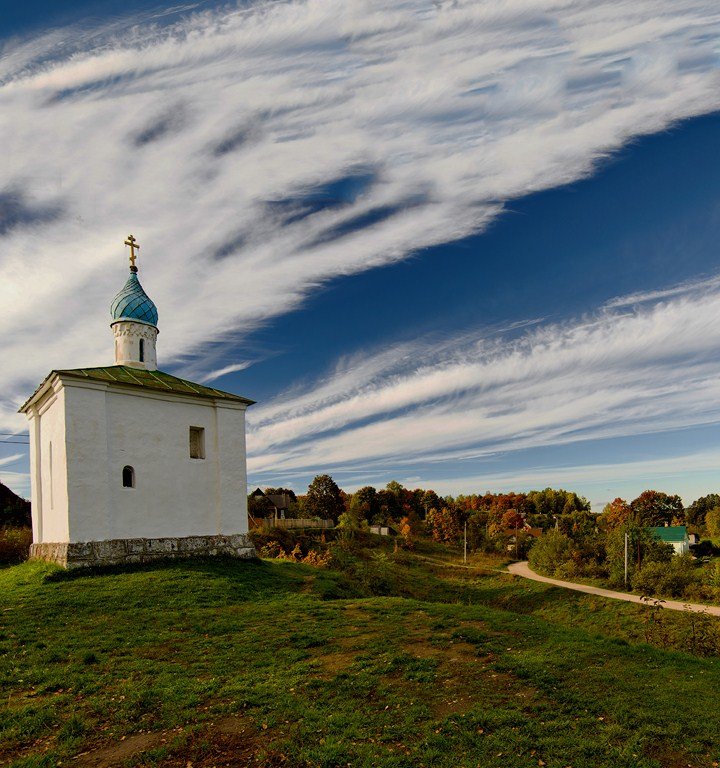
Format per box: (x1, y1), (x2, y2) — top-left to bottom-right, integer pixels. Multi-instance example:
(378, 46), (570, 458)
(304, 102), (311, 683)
(671, 540), (690, 556)
(112, 321), (158, 370)
(28, 383), (70, 544)
(27, 376), (249, 544)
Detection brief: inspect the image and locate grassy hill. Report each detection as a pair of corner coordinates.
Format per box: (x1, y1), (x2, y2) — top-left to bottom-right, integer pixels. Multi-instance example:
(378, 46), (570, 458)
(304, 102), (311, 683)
(0, 482), (30, 528)
(2, 538), (720, 768)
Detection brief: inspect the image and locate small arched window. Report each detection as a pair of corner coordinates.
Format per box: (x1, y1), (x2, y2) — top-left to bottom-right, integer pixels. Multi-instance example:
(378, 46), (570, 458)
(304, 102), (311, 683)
(122, 465), (135, 488)
(139, 338), (145, 362)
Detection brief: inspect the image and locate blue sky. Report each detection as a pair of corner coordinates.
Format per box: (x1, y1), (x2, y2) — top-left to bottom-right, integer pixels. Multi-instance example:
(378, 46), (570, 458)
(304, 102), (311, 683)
(2, 1), (720, 509)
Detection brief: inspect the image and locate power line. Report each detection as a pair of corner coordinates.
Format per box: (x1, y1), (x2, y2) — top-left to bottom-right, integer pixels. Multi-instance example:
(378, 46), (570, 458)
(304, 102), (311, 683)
(0, 440), (29, 445)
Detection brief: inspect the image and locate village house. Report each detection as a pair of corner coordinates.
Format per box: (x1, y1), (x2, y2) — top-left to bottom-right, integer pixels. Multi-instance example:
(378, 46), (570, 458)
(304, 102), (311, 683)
(648, 525), (691, 556)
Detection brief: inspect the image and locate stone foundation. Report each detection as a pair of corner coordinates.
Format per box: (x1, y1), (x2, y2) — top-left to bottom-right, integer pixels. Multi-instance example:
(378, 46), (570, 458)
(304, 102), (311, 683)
(30, 533), (256, 569)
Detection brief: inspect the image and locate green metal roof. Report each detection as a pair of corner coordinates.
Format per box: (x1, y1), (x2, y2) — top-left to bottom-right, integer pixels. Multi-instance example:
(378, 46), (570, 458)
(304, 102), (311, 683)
(20, 365), (254, 411)
(648, 526), (688, 543)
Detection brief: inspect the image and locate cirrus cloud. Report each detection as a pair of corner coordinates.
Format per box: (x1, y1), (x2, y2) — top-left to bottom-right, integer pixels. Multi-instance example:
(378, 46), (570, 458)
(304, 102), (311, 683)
(2, 0), (720, 499)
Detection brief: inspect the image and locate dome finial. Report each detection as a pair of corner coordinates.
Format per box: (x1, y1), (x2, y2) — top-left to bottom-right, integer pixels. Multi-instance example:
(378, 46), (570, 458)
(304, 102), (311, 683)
(124, 234), (140, 273)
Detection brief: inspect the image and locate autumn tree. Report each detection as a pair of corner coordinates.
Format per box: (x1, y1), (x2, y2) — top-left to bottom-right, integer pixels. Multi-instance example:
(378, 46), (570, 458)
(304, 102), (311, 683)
(629, 490), (684, 527)
(501, 509), (525, 530)
(600, 498), (631, 531)
(425, 507), (463, 544)
(305, 474), (345, 522)
(398, 515), (420, 549)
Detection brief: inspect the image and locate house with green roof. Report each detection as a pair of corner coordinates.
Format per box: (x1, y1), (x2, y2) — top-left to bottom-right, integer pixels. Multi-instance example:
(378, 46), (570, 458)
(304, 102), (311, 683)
(648, 525), (690, 556)
(19, 236), (256, 568)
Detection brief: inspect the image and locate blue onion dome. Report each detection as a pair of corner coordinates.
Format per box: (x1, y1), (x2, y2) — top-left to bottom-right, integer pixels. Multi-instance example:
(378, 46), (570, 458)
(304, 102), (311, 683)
(110, 271), (158, 326)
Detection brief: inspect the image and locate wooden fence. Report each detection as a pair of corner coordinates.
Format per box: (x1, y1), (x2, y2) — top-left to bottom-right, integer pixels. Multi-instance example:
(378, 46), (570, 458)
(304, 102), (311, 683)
(250, 517), (335, 531)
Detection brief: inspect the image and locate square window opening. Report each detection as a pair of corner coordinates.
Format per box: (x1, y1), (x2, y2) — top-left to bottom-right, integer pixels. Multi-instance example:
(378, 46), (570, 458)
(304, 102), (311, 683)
(189, 426), (205, 459)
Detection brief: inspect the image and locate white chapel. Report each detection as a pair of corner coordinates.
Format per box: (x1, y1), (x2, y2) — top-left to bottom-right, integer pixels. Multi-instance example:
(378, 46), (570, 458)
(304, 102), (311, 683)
(20, 236), (256, 568)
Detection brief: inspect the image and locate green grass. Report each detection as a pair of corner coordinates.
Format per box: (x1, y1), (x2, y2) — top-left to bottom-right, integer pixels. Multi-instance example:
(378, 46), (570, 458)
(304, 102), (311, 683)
(2, 542), (720, 767)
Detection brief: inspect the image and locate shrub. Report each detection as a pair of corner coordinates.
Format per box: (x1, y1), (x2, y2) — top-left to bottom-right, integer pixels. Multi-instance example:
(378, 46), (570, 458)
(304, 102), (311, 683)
(0, 527), (32, 564)
(528, 530), (573, 577)
(632, 554), (699, 598)
(553, 560), (579, 580)
(661, 554), (700, 597)
(631, 561), (667, 596)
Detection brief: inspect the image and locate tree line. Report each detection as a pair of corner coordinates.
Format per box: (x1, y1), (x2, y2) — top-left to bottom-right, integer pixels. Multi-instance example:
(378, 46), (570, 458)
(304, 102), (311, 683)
(249, 475), (593, 550)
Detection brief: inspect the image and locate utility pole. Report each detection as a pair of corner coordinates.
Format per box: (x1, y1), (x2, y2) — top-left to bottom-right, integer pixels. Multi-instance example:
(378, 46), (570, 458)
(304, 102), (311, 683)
(463, 520), (467, 564)
(624, 532), (628, 588)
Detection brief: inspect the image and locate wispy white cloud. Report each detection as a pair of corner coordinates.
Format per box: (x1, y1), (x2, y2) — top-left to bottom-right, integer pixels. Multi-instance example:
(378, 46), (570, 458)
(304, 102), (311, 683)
(246, 276), (720, 482)
(604, 273), (720, 309)
(0, 453), (25, 468)
(199, 361), (252, 383)
(2, 0), (720, 436)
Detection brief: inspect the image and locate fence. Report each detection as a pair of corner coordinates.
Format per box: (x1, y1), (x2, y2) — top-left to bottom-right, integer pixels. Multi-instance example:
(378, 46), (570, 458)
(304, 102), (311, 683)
(251, 517), (335, 531)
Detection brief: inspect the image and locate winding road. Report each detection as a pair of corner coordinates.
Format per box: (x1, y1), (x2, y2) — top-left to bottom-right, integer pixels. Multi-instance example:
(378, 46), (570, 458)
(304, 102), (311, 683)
(507, 560), (720, 616)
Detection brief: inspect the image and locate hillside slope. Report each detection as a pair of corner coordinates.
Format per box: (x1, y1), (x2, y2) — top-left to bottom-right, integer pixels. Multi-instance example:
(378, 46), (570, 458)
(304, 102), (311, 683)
(0, 482), (30, 528)
(1, 543), (719, 768)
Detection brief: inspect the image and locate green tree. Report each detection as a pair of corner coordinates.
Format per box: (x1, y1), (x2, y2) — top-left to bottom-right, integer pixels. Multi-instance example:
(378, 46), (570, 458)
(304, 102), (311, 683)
(263, 487), (298, 502)
(687, 494), (720, 528)
(528, 530), (573, 577)
(338, 494), (370, 530)
(385, 480), (406, 498)
(705, 507), (720, 538)
(466, 510), (490, 551)
(247, 493), (275, 519)
(527, 488), (590, 517)
(305, 474), (345, 522)
(605, 523), (672, 589)
(351, 486), (380, 521)
(376, 489), (401, 523)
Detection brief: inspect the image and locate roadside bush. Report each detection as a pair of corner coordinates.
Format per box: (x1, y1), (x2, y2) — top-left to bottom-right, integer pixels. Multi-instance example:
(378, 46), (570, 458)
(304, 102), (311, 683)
(553, 560), (579, 580)
(692, 540), (720, 558)
(632, 554), (699, 598)
(528, 530), (573, 577)
(632, 561), (668, 596)
(0, 527), (32, 564)
(605, 524), (673, 589)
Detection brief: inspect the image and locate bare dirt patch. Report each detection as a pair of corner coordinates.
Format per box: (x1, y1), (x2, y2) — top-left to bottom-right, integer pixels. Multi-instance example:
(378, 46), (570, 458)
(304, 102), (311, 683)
(74, 731), (166, 767)
(71, 715), (269, 768)
(158, 715), (296, 768)
(645, 741), (707, 768)
(315, 649), (357, 676)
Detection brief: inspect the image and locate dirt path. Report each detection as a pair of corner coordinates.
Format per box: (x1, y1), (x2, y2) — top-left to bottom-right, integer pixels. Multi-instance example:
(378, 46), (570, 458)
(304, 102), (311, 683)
(507, 560), (720, 615)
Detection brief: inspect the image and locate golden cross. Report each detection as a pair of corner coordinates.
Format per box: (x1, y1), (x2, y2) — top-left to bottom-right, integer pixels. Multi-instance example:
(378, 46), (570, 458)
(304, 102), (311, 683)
(124, 234), (140, 269)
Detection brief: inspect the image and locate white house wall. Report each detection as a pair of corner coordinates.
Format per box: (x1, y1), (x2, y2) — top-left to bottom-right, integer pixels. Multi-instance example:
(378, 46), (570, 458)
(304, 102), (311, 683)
(63, 382), (112, 542)
(35, 387), (70, 544)
(61, 380), (248, 542)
